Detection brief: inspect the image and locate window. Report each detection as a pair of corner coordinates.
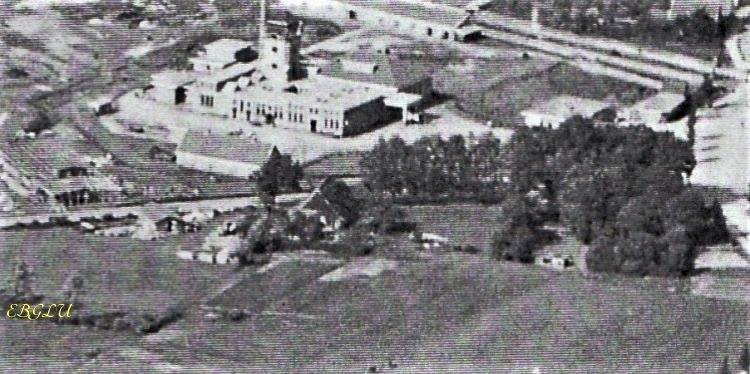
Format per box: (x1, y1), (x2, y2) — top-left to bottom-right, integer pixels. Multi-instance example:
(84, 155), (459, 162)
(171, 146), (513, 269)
(240, 100), (244, 111)
(324, 119), (328, 127)
(272, 63), (278, 69)
(335, 120), (339, 129)
(272, 46), (278, 53)
(427, 27), (433, 36)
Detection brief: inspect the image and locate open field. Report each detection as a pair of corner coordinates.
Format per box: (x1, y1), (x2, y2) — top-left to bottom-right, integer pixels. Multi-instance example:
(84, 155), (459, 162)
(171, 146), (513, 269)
(0, 227), (227, 313)
(403, 203), (504, 251)
(1, 203), (748, 371)
(457, 61), (655, 126)
(110, 253), (749, 372)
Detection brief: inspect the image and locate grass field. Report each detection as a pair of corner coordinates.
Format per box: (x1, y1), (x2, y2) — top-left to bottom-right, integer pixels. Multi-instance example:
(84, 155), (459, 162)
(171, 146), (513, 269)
(1, 204), (748, 371)
(126, 253), (748, 372)
(453, 61), (655, 126)
(0, 227), (227, 314)
(403, 203), (505, 251)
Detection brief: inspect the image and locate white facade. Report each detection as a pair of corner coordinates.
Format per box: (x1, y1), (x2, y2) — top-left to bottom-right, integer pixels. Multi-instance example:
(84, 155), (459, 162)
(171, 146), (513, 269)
(175, 151), (261, 178)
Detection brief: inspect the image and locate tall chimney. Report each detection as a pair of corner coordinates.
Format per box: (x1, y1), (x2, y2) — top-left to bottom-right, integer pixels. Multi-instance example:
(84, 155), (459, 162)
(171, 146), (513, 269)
(259, 0), (267, 42)
(531, 1), (539, 32)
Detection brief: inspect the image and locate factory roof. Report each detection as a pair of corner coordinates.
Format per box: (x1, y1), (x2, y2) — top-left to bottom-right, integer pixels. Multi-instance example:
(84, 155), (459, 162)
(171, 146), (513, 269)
(192, 38), (251, 66)
(200, 63), (256, 85)
(47, 176), (123, 194)
(522, 95), (608, 120)
(177, 130), (274, 166)
(150, 70), (196, 88)
(319, 49), (433, 91)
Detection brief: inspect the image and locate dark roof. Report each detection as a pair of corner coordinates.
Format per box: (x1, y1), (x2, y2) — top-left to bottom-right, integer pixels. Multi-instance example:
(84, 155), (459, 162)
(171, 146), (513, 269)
(303, 152), (365, 177)
(319, 47), (434, 91)
(177, 130), (273, 165)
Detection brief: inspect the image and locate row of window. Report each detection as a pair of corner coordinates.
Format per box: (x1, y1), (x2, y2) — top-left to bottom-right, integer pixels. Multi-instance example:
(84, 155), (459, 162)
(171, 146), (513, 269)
(200, 95), (214, 107)
(324, 118), (340, 129)
(229, 99), (343, 129)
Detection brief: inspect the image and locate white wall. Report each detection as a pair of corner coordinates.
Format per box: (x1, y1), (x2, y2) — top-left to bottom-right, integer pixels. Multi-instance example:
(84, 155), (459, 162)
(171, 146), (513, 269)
(175, 151), (259, 178)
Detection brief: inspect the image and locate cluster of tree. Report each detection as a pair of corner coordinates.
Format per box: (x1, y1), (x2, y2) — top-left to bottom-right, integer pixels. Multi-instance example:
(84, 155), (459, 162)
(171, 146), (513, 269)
(719, 343), (750, 374)
(498, 0), (744, 58)
(318, 178), (363, 228)
(257, 146), (303, 199)
(1, 260), (42, 304)
(492, 193), (557, 262)
(504, 116), (729, 276)
(360, 134), (505, 203)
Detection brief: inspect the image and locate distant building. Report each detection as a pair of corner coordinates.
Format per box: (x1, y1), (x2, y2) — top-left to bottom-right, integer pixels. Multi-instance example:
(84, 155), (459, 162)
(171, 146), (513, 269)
(48, 176), (125, 207)
(175, 130), (275, 178)
(141, 0), (424, 137)
(619, 92), (689, 140)
(282, 0), (481, 41)
(661, 0), (739, 20)
(535, 253), (575, 270)
(520, 95), (608, 129)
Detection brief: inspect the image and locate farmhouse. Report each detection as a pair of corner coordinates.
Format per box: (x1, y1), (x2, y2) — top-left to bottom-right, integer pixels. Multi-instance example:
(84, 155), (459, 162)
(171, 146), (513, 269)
(141, 0), (424, 137)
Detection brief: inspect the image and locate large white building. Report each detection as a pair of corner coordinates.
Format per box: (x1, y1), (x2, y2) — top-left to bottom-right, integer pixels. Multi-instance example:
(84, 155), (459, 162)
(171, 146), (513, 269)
(141, 0), (423, 138)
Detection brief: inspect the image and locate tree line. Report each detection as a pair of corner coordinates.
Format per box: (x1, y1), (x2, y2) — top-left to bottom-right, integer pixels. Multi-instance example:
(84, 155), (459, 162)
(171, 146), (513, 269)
(360, 134), (506, 204)
(360, 115), (730, 276)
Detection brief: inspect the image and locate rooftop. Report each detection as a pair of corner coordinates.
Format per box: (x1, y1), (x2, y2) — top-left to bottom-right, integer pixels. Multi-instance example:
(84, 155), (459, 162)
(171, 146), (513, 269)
(177, 130), (274, 166)
(318, 46), (434, 90)
(340, 0), (468, 26)
(523, 95), (608, 119)
(200, 62), (256, 85)
(193, 38), (251, 66)
(47, 176), (123, 194)
(151, 70), (196, 88)
(628, 92), (684, 113)
(303, 151), (365, 177)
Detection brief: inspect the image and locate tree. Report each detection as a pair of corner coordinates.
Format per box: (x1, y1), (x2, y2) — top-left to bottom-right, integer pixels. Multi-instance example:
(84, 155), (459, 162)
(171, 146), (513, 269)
(258, 147), (303, 199)
(2, 259), (41, 303)
(62, 272), (85, 304)
(719, 356), (730, 374)
(365, 199), (410, 234)
(492, 194), (543, 263)
(740, 342), (750, 373)
(320, 178), (362, 227)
